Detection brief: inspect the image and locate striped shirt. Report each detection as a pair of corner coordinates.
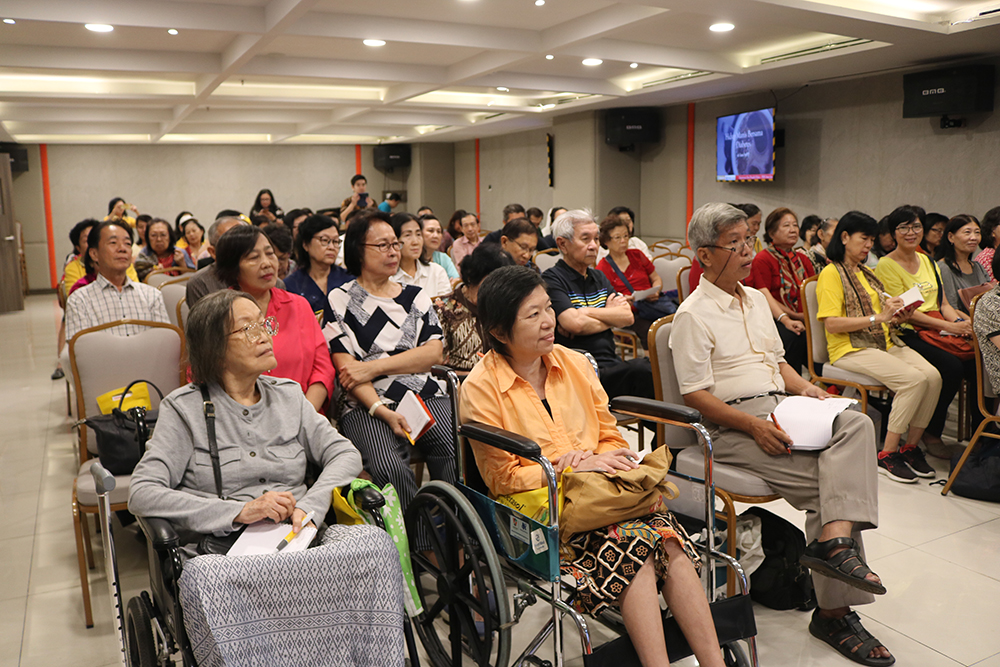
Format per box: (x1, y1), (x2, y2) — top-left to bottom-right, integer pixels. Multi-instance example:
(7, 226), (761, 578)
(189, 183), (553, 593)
(542, 258), (618, 365)
(65, 273), (170, 340)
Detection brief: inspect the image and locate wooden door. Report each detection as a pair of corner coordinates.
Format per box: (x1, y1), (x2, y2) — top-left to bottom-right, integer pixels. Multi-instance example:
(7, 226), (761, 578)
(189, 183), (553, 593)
(0, 154), (25, 313)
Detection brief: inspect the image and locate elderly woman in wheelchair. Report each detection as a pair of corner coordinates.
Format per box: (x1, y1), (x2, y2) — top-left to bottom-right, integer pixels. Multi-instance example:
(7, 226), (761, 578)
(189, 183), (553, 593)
(127, 290), (404, 666)
(459, 265), (727, 667)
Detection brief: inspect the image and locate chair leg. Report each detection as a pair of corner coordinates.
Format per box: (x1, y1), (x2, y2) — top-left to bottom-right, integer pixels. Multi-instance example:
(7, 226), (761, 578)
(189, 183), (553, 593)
(72, 494), (94, 628)
(941, 424), (986, 496)
(79, 510), (95, 569)
(957, 381), (967, 442)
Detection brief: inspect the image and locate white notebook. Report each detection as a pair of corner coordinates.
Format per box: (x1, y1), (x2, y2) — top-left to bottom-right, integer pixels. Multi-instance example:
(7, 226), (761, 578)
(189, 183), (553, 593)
(227, 521), (317, 557)
(769, 396), (858, 450)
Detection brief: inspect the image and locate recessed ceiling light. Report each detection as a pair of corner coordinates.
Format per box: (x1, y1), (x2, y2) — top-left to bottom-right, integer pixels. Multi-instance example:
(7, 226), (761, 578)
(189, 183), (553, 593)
(167, 29), (178, 35)
(582, 58), (603, 66)
(85, 23), (114, 32)
(363, 39), (386, 47)
(496, 86), (509, 92)
(630, 62), (638, 69)
(535, 0), (545, 5)
(3, 19), (15, 25)
(545, 54), (554, 60)
(710, 22), (735, 32)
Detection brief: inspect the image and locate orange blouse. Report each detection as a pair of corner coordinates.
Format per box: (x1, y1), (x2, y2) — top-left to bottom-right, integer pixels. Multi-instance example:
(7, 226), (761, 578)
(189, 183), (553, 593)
(459, 344), (627, 496)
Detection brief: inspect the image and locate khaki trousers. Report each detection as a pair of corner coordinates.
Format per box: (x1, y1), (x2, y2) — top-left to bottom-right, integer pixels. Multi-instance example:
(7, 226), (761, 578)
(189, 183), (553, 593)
(833, 345), (941, 435)
(706, 395), (879, 609)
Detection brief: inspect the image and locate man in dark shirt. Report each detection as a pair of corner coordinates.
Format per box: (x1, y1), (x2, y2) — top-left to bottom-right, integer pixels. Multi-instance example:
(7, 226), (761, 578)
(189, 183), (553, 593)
(542, 209), (655, 403)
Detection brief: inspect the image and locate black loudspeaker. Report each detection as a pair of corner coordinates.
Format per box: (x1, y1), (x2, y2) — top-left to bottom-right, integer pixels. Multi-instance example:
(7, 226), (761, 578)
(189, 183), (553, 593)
(373, 144), (411, 170)
(903, 65), (995, 118)
(0, 143), (28, 173)
(605, 108), (661, 146)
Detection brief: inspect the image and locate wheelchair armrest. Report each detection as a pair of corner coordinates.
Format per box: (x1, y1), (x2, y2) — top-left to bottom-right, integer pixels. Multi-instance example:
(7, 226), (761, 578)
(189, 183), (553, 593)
(138, 516), (180, 551)
(610, 396), (702, 424)
(460, 421), (541, 459)
(348, 484), (385, 511)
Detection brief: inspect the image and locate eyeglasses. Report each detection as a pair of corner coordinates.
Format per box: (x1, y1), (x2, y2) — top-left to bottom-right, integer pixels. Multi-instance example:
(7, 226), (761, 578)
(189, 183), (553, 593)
(896, 223), (922, 234)
(364, 241), (402, 253)
(704, 238), (754, 253)
(228, 316), (278, 344)
(511, 240), (536, 254)
(313, 236), (341, 248)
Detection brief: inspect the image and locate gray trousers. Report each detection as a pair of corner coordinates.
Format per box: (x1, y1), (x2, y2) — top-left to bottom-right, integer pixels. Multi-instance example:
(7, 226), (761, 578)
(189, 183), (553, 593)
(706, 395), (879, 609)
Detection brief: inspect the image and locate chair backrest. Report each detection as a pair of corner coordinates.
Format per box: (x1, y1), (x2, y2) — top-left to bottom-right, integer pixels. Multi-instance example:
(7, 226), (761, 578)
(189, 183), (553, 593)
(160, 283), (187, 327)
(652, 255), (691, 296)
(533, 250), (560, 273)
(159, 274), (193, 286)
(970, 293), (996, 414)
(801, 276), (828, 379)
(677, 266), (692, 302)
(676, 246), (695, 260)
(177, 296), (189, 331)
(69, 320), (186, 459)
(646, 316), (698, 448)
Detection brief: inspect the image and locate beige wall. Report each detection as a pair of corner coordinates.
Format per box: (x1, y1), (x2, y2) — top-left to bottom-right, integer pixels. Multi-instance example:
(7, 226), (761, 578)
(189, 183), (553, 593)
(551, 112), (597, 215)
(595, 112), (642, 233)
(640, 105), (690, 240)
(408, 143), (455, 218)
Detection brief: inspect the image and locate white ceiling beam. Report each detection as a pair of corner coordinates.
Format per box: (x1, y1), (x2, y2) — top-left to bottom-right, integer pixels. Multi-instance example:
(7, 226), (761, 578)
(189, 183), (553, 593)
(354, 111), (476, 127)
(749, 0), (949, 36)
(0, 123), (16, 143)
(287, 12), (539, 52)
(540, 4), (669, 51)
(0, 0), (263, 32)
(239, 55), (445, 84)
(465, 73), (627, 97)
(0, 45), (219, 74)
(560, 39), (742, 74)
(382, 83), (443, 106)
(0, 106), (172, 122)
(154, 0), (320, 140)
(6, 121), (158, 134)
(173, 122), (299, 135)
(184, 108), (335, 124)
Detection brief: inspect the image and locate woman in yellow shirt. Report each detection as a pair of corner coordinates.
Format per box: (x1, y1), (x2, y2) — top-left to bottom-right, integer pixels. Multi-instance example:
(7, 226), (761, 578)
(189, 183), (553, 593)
(875, 205), (977, 456)
(816, 212), (940, 483)
(461, 265), (726, 667)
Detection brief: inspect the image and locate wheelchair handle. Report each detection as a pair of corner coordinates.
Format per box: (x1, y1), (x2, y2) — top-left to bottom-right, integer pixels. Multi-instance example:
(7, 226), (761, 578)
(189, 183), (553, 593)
(459, 422), (542, 459)
(90, 461), (116, 495)
(610, 396), (702, 424)
(350, 485), (386, 511)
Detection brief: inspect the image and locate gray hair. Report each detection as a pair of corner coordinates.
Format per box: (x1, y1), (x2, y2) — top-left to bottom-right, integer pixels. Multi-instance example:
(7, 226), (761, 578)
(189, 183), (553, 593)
(551, 209), (595, 252)
(687, 203), (748, 252)
(207, 216), (246, 247)
(186, 289), (259, 386)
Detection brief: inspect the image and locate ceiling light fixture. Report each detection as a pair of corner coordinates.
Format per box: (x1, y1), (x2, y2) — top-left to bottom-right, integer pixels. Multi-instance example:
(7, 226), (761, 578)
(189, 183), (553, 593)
(709, 22), (735, 32)
(545, 54), (554, 60)
(3, 19), (15, 25)
(167, 29), (178, 35)
(85, 23), (114, 32)
(582, 58), (603, 66)
(496, 86), (509, 92)
(363, 39), (386, 47)
(630, 62), (638, 68)
(535, 0), (545, 5)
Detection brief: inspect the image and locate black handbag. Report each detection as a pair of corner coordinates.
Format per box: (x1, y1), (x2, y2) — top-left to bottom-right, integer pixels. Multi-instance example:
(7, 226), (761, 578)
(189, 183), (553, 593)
(83, 380), (164, 475)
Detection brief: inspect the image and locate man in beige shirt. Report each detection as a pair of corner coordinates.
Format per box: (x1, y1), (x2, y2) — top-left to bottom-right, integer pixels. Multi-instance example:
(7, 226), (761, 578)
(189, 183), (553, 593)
(671, 202), (892, 666)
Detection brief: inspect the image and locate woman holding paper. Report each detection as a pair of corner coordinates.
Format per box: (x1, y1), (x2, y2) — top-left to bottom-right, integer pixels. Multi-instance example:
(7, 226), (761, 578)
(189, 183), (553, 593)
(816, 211), (941, 484)
(326, 210), (456, 547)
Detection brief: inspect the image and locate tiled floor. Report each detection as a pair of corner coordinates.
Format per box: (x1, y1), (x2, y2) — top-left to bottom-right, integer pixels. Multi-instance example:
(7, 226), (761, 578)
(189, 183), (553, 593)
(2, 294), (999, 667)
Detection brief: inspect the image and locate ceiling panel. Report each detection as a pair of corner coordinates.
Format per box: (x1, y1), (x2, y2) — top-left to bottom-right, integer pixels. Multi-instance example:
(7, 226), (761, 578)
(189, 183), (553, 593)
(310, 0), (615, 30)
(261, 34), (483, 66)
(0, 20), (233, 52)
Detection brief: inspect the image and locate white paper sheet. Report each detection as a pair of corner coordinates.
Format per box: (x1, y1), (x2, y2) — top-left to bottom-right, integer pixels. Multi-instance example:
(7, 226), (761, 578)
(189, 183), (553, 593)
(770, 396), (858, 450)
(227, 521), (317, 557)
(396, 390), (434, 445)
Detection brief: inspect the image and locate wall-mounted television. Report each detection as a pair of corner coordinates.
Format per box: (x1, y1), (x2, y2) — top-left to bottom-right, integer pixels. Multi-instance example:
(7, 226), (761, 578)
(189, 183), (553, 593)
(716, 107), (775, 182)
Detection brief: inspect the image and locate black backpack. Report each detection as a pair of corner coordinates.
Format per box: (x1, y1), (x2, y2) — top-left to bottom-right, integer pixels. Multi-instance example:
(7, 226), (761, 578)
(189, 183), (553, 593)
(946, 441), (1000, 502)
(741, 507), (817, 611)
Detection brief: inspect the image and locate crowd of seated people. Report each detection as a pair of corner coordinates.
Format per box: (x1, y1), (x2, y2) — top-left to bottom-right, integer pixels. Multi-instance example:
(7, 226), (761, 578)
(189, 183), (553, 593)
(55, 179), (1000, 667)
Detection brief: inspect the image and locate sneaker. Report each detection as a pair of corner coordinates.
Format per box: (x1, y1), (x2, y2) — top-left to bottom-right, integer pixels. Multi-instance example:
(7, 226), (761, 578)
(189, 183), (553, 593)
(878, 451), (918, 483)
(899, 444), (935, 478)
(50, 367), (64, 380)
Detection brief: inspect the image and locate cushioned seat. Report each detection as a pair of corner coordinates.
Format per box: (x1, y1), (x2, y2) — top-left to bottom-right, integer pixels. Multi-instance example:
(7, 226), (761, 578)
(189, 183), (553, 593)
(820, 363), (882, 387)
(676, 448), (776, 498)
(75, 462), (131, 506)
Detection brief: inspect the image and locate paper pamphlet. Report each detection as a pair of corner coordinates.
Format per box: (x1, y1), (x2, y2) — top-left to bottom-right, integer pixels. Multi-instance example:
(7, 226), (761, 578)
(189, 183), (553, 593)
(227, 521), (317, 557)
(898, 285), (924, 309)
(630, 287), (659, 302)
(397, 390), (435, 445)
(770, 396), (858, 451)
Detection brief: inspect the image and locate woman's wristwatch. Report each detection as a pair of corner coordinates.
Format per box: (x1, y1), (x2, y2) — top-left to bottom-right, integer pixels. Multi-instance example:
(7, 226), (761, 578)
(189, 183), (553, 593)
(777, 313), (788, 322)
(369, 399), (387, 417)
(869, 314), (876, 325)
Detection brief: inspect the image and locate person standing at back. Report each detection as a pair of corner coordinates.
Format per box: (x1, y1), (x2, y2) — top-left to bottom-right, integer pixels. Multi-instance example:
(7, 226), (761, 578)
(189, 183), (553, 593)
(340, 174), (376, 223)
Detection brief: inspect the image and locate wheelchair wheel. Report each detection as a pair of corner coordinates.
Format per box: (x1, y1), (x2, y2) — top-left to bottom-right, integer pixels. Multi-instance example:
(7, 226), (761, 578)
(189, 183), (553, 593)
(723, 640), (750, 667)
(406, 481), (512, 667)
(126, 594), (159, 667)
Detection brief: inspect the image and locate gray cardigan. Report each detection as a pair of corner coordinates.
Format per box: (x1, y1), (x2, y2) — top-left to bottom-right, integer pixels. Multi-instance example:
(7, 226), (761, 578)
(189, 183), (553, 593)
(128, 378), (362, 535)
(937, 259), (989, 315)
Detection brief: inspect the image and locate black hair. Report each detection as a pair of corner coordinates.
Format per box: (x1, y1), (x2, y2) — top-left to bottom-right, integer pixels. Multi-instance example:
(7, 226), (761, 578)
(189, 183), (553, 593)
(459, 242), (514, 287)
(936, 214), (981, 274)
(186, 290), (259, 387)
(502, 203), (525, 221)
(992, 244), (1000, 281)
(85, 220), (134, 274)
(800, 214), (823, 242)
(136, 214), (152, 225)
(500, 218), (536, 243)
(261, 222), (292, 255)
(343, 210), (392, 276)
(252, 189), (279, 214)
(873, 216), (894, 258)
(294, 214), (338, 271)
(215, 225), (266, 287)
(763, 207), (797, 245)
(826, 211), (878, 263)
(107, 197), (126, 215)
(350, 174), (367, 186)
(386, 192), (401, 202)
(69, 219), (99, 252)
(447, 209), (469, 238)
(886, 205), (922, 237)
(981, 206), (1000, 250)
(283, 208), (307, 226)
(249, 214), (270, 227)
(417, 206), (434, 216)
(391, 212), (429, 266)
(180, 217), (205, 243)
(921, 211), (949, 253)
(145, 218), (176, 256)
(526, 207), (544, 221)
(607, 206), (636, 225)
(549, 206), (567, 223)
(216, 209), (242, 221)
(477, 265), (547, 357)
(175, 211), (193, 227)
(732, 203), (761, 219)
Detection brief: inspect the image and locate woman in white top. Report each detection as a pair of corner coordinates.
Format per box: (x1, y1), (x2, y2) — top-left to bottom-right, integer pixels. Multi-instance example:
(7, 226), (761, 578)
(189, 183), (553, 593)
(391, 212), (451, 299)
(418, 212), (460, 286)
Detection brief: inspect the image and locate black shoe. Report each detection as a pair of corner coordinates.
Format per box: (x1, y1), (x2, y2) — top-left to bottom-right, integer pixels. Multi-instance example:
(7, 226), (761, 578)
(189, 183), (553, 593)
(878, 451), (917, 483)
(51, 367), (65, 380)
(899, 445), (935, 478)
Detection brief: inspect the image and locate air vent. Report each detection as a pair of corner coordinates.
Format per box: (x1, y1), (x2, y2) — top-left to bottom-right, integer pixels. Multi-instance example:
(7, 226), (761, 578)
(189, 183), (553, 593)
(760, 38), (872, 65)
(641, 71), (711, 88)
(483, 113), (506, 120)
(556, 94), (596, 105)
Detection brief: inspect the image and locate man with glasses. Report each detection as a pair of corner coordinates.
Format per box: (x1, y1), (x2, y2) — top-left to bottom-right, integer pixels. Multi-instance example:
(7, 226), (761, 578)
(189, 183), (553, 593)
(671, 202), (892, 666)
(498, 218), (539, 269)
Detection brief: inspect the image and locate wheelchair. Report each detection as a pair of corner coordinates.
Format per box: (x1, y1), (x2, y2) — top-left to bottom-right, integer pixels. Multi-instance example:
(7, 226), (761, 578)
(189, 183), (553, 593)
(401, 366), (760, 667)
(88, 462), (412, 667)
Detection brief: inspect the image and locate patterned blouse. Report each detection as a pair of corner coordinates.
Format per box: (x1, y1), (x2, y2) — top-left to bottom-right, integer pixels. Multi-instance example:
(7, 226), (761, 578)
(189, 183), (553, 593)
(325, 280), (446, 410)
(434, 287), (484, 371)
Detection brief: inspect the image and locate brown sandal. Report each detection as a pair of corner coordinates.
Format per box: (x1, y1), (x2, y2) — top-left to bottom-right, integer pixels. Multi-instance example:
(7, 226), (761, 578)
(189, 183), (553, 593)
(800, 537), (886, 595)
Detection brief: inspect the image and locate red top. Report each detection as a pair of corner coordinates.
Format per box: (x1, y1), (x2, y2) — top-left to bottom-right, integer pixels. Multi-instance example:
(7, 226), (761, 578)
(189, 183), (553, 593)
(749, 248), (815, 311)
(597, 249), (655, 294)
(263, 287), (336, 401)
(689, 259), (761, 293)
